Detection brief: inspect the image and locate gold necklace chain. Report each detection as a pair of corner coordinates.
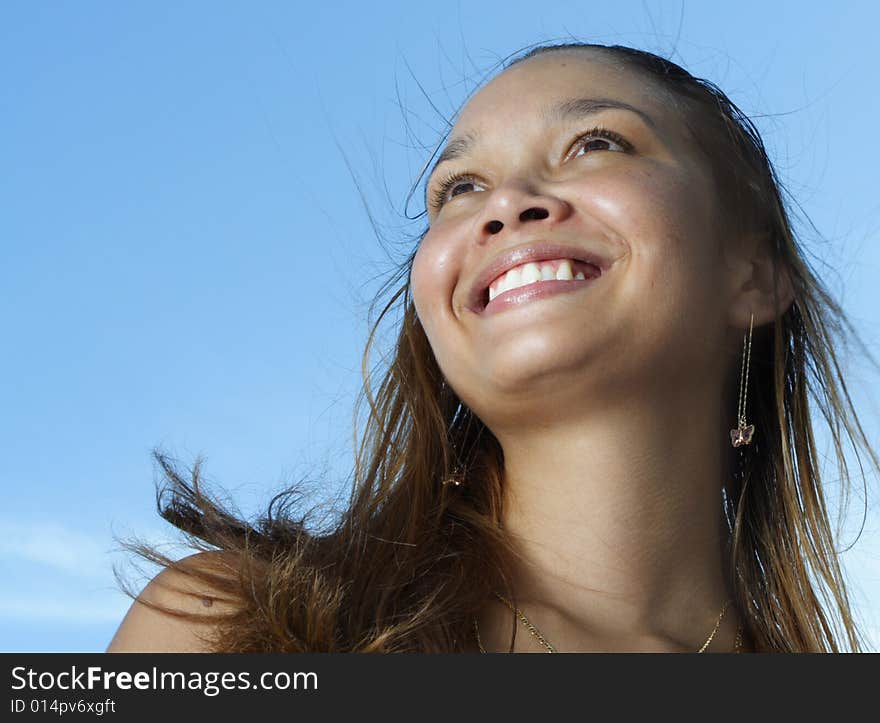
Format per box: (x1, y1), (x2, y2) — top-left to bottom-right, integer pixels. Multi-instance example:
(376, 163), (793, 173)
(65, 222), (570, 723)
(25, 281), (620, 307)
(474, 592), (744, 653)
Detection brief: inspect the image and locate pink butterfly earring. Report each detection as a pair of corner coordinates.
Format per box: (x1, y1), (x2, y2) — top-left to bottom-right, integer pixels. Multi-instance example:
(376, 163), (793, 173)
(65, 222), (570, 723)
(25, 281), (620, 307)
(730, 312), (755, 448)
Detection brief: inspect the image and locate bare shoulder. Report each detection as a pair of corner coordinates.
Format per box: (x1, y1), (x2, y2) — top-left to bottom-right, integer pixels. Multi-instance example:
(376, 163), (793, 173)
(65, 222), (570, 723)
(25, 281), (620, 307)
(106, 550), (242, 653)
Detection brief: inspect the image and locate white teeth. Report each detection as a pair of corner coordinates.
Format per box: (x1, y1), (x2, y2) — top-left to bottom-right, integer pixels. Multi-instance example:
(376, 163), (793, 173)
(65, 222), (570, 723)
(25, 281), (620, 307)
(555, 259), (574, 280)
(487, 257), (596, 303)
(521, 262), (542, 284)
(500, 266), (521, 294)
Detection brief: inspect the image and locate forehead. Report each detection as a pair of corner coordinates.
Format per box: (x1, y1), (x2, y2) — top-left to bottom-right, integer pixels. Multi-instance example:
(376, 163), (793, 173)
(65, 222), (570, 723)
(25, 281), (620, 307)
(450, 50), (675, 144)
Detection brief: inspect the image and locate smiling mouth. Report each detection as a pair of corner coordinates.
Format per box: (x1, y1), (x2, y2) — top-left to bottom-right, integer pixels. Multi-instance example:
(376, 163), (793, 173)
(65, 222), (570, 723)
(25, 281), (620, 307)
(478, 258), (603, 312)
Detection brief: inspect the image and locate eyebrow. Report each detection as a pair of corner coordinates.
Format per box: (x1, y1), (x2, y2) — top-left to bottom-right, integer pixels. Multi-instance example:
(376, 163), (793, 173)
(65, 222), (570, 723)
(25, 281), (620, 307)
(425, 97), (658, 189)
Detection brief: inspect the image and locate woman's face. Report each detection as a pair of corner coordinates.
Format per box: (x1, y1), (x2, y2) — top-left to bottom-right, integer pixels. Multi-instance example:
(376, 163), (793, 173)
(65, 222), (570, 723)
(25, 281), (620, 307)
(411, 51), (737, 428)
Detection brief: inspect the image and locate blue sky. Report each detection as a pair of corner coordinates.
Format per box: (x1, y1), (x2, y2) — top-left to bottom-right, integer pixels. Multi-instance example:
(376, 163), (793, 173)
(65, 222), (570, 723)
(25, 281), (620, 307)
(2, 1), (878, 652)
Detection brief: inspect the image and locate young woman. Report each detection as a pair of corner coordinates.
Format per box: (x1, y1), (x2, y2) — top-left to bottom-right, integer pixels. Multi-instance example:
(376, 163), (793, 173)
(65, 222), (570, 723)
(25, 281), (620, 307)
(107, 42), (878, 653)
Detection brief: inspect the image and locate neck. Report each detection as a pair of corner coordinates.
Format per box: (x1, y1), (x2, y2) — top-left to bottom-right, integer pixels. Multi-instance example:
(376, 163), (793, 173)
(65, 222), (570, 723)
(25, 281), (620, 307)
(481, 385), (743, 652)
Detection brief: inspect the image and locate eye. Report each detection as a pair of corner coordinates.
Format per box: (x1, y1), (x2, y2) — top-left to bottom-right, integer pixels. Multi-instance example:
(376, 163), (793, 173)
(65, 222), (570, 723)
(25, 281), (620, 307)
(429, 171), (486, 213)
(569, 126), (633, 158)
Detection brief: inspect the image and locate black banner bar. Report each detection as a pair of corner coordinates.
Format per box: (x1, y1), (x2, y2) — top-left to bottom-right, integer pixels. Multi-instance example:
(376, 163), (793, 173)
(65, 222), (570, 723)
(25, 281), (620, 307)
(3, 652), (870, 718)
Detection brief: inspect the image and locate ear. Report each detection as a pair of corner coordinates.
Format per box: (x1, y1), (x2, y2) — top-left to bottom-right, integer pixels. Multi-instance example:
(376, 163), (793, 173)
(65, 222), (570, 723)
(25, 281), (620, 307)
(724, 230), (795, 328)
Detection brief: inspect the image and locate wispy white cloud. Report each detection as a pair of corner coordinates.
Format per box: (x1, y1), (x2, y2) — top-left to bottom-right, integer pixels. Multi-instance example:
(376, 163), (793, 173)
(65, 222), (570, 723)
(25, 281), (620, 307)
(0, 521), (187, 580)
(0, 522), (112, 581)
(0, 520), (194, 628)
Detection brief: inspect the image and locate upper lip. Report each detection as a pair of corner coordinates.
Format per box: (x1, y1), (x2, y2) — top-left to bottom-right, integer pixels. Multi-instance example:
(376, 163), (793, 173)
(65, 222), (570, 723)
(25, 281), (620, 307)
(466, 239), (615, 312)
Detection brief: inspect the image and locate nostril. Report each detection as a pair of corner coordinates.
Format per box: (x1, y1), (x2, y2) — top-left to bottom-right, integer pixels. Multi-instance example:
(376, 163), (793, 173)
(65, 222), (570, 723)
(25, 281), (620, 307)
(520, 207), (549, 221)
(486, 220), (503, 234)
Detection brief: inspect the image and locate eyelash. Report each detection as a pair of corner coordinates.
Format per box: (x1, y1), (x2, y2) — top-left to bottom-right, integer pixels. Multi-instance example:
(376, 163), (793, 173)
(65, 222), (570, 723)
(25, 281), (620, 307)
(428, 126), (633, 212)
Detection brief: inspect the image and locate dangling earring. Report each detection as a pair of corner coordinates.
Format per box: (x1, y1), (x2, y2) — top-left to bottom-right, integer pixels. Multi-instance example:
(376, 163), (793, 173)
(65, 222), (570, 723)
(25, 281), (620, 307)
(441, 466), (465, 487)
(730, 312), (755, 448)
(440, 379), (463, 487)
(439, 386), (485, 489)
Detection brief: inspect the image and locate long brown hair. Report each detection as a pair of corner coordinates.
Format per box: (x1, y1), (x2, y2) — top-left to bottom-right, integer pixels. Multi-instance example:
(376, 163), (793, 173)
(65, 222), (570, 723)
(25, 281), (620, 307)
(117, 42), (879, 652)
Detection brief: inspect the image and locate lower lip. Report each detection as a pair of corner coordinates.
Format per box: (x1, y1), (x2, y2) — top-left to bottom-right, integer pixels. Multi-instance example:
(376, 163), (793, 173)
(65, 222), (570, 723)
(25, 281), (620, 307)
(480, 276), (602, 316)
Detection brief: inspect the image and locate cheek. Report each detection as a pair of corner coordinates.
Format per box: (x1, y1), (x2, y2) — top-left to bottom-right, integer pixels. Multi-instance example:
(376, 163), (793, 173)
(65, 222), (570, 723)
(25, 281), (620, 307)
(632, 168), (729, 361)
(595, 163), (720, 279)
(410, 227), (462, 326)
(610, 163), (712, 239)
(589, 164), (726, 348)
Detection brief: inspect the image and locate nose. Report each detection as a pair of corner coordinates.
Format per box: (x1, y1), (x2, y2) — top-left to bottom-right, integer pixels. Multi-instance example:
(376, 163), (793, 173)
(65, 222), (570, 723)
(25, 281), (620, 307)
(478, 181), (574, 240)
